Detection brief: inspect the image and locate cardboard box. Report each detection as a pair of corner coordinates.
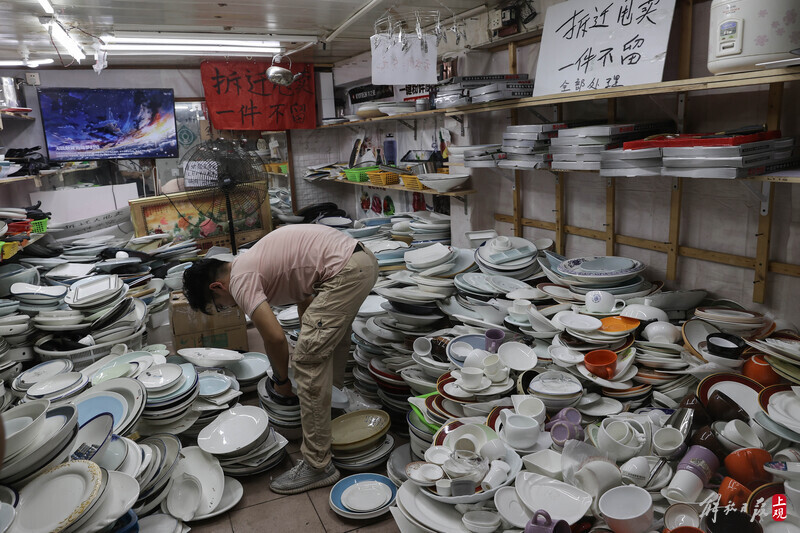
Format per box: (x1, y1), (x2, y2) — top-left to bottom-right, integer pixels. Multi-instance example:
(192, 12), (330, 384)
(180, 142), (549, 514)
(169, 292), (246, 335)
(169, 292), (249, 351)
(172, 326), (249, 352)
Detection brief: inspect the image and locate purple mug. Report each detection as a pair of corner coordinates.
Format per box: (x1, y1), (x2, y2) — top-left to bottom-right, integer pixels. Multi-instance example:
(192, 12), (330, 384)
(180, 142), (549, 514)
(549, 421), (584, 448)
(525, 510), (570, 533)
(485, 328), (505, 353)
(544, 407), (582, 430)
(678, 444), (720, 484)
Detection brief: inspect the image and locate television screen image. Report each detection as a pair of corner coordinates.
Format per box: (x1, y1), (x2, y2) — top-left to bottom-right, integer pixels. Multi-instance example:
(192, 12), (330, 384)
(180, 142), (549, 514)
(38, 88), (179, 162)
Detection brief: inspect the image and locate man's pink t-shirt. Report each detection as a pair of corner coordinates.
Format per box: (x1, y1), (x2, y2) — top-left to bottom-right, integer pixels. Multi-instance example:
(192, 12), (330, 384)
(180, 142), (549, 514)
(228, 224), (357, 314)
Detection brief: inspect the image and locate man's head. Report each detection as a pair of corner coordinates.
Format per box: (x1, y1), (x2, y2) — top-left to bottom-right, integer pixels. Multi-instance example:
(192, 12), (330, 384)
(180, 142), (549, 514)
(182, 258), (236, 314)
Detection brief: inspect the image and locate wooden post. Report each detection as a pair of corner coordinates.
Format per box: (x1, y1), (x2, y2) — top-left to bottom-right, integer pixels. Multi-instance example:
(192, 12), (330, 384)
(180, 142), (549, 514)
(752, 82), (783, 302)
(509, 42), (523, 237)
(667, 177), (683, 280)
(285, 130), (298, 214)
(605, 178), (616, 256)
(555, 175), (566, 255)
(678, 0), (694, 80)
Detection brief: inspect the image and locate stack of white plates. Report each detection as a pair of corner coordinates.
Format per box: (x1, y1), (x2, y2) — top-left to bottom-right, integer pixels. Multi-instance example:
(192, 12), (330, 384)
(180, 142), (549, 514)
(11, 359), (74, 397)
(276, 305), (300, 329)
(133, 434), (183, 515)
(183, 371), (242, 439)
(61, 243), (109, 263)
(224, 352), (271, 393)
(33, 309), (90, 332)
(0, 402), (80, 488)
(24, 371), (89, 402)
(333, 434), (395, 473)
(199, 405), (288, 476)
(527, 370), (584, 410)
(408, 213), (452, 245)
(0, 312), (34, 340)
(87, 350), (168, 385)
(10, 282), (66, 306)
(152, 240), (200, 260)
(257, 375), (302, 440)
(475, 236), (541, 280)
(377, 102), (415, 116)
(12, 459), (138, 532)
(177, 347), (243, 368)
(329, 473), (397, 519)
(65, 275), (127, 313)
(0, 299), (20, 317)
(137, 363), (199, 435)
(693, 306), (771, 336)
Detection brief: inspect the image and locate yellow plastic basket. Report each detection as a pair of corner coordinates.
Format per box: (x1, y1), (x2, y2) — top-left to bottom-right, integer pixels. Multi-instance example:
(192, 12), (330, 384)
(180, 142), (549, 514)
(400, 174), (430, 190)
(366, 170), (400, 186)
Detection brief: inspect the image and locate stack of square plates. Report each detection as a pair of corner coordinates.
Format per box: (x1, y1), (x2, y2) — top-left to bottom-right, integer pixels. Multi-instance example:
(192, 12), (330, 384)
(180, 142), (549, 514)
(475, 236), (540, 280)
(65, 275), (128, 313)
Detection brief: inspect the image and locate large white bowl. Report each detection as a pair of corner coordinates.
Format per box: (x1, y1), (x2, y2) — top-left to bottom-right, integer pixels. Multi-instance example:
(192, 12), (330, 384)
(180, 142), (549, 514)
(417, 173), (470, 193)
(2, 399), (49, 459)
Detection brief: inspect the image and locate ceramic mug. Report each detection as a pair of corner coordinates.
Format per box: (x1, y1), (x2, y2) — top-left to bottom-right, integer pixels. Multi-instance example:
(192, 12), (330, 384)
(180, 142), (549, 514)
(679, 393), (712, 426)
(481, 459), (511, 491)
(584, 349), (618, 379)
(461, 367), (484, 388)
(689, 425), (728, 462)
(513, 396), (546, 425)
(524, 510), (570, 533)
(545, 407), (582, 429)
(549, 421), (584, 448)
(435, 479), (451, 496)
(454, 434), (482, 454)
(598, 419), (644, 461)
(487, 366), (510, 383)
(724, 448), (773, 490)
(413, 337), (432, 357)
(718, 476), (752, 508)
(664, 503), (701, 531)
(653, 427), (686, 458)
(483, 354), (502, 376)
(479, 439), (507, 463)
(500, 411), (541, 449)
(585, 290), (626, 314)
(512, 299), (533, 315)
(575, 460), (622, 498)
(706, 390), (750, 422)
(598, 485), (654, 533)
(485, 329), (505, 353)
(677, 445), (720, 484)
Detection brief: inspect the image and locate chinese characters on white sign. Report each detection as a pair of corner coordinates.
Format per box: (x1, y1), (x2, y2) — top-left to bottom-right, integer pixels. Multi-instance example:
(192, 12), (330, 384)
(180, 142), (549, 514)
(533, 0), (677, 97)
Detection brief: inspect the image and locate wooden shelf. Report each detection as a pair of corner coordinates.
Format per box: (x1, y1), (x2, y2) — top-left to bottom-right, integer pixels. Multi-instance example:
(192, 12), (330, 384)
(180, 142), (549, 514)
(0, 164), (98, 186)
(541, 167), (800, 184)
(313, 67), (800, 130)
(329, 178), (476, 197)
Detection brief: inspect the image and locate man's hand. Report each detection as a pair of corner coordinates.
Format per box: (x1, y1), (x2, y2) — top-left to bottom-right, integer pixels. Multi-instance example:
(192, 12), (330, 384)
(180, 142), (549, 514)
(251, 301), (296, 398)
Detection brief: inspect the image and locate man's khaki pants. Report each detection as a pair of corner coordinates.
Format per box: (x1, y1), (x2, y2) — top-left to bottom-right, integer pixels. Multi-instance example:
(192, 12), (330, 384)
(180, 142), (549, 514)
(291, 247), (378, 469)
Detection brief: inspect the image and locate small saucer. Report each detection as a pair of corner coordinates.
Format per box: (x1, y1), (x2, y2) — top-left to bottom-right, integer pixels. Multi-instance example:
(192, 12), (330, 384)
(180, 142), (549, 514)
(443, 382), (475, 399)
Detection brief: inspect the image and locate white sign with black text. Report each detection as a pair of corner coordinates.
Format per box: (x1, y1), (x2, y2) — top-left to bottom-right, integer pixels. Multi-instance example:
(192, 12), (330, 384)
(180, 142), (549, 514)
(533, 0), (677, 97)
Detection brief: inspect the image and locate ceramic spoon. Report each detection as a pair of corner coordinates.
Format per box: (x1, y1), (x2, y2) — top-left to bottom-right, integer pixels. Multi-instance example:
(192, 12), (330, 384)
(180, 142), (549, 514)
(166, 473), (202, 521)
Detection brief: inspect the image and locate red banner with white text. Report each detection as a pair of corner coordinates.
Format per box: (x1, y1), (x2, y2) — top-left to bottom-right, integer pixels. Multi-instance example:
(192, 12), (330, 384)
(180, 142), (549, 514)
(200, 60), (316, 130)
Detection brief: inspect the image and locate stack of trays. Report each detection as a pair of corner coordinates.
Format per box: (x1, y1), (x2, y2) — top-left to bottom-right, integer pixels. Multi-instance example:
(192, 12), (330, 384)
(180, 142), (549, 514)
(177, 347), (243, 368)
(133, 434), (183, 515)
(600, 147), (663, 177)
(257, 376), (302, 440)
(661, 136), (796, 179)
(65, 274), (128, 313)
(499, 124), (564, 170)
(136, 363), (199, 435)
(198, 405), (288, 476)
(469, 80), (533, 104)
(551, 122), (673, 171)
(474, 236), (540, 280)
(408, 214), (451, 245)
(0, 401), (79, 488)
(464, 145), (503, 168)
(448, 144), (498, 166)
(60, 243), (109, 263)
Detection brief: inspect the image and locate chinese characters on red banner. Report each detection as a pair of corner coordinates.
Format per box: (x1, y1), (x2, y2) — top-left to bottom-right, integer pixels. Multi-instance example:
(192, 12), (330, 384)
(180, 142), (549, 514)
(200, 60), (316, 131)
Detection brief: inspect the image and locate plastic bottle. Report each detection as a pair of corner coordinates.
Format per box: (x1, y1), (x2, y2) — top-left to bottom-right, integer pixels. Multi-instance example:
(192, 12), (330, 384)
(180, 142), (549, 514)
(383, 134), (397, 165)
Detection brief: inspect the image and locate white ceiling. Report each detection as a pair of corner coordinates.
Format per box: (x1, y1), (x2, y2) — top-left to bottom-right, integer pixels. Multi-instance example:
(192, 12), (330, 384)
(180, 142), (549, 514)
(0, 0), (489, 67)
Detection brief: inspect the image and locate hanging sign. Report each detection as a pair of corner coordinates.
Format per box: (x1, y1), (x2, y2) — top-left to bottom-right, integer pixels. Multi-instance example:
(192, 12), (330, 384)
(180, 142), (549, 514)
(370, 34), (438, 85)
(348, 84), (394, 105)
(533, 0), (676, 97)
(200, 60), (317, 130)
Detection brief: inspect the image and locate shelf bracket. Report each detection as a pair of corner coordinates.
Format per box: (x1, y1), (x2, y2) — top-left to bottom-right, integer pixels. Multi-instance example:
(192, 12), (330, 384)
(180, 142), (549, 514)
(526, 108), (552, 124)
(397, 119), (417, 141)
(451, 115), (465, 136)
(450, 194), (469, 214)
(742, 181), (772, 215)
(677, 93), (686, 133)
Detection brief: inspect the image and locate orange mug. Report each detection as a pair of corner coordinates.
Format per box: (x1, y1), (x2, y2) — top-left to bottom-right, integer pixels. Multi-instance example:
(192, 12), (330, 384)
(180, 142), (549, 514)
(585, 349), (617, 379)
(742, 354), (782, 387)
(724, 448), (773, 490)
(718, 476), (752, 508)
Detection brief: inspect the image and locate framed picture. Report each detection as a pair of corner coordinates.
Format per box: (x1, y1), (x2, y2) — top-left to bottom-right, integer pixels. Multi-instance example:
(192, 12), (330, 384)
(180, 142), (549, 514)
(129, 184), (272, 250)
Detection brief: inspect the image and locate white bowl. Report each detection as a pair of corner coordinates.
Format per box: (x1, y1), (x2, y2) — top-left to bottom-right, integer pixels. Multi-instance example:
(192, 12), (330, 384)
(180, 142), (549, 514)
(462, 510), (501, 533)
(417, 173), (470, 193)
(598, 485), (654, 533)
(164, 277), (183, 290)
(2, 399), (49, 458)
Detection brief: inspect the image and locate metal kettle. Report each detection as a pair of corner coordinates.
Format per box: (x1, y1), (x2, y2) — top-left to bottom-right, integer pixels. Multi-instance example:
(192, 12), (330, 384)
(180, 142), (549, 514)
(266, 55), (303, 86)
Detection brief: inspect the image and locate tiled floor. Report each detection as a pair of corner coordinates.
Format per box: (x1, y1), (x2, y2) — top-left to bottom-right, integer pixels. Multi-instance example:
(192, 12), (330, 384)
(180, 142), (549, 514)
(188, 437), (401, 533)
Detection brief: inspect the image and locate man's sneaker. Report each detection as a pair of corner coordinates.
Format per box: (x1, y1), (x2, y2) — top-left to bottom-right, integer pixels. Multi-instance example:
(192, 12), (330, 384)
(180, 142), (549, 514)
(270, 460), (340, 495)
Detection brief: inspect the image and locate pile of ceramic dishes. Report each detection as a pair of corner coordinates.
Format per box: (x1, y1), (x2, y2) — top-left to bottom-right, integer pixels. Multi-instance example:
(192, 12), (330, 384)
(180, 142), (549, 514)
(23, 370), (90, 403)
(693, 306), (774, 337)
(408, 212), (451, 245)
(276, 305), (300, 330)
(0, 400), (79, 488)
(183, 370), (242, 439)
(223, 352), (271, 393)
(0, 264), (38, 299)
(65, 274), (128, 313)
(257, 375), (302, 439)
(130, 277), (170, 314)
(132, 434), (183, 515)
(136, 363), (199, 436)
(156, 446), (246, 523)
(10, 282), (66, 314)
(331, 410), (392, 472)
(72, 377), (147, 438)
(152, 239), (200, 261)
(329, 473), (397, 520)
(177, 347), (244, 368)
(164, 262), (191, 291)
(746, 333), (800, 384)
(10, 459), (139, 533)
(60, 241), (110, 263)
(198, 405), (288, 476)
(527, 370), (584, 411)
(84, 348), (168, 386)
(475, 236), (541, 280)
(9, 359), (72, 399)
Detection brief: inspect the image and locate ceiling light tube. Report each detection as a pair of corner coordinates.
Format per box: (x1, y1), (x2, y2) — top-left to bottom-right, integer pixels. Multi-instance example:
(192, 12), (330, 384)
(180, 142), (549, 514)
(325, 0), (383, 43)
(102, 44), (283, 53)
(103, 37), (280, 47)
(42, 18), (85, 61)
(100, 50), (281, 57)
(102, 32), (318, 44)
(37, 0), (55, 14)
(0, 58), (55, 67)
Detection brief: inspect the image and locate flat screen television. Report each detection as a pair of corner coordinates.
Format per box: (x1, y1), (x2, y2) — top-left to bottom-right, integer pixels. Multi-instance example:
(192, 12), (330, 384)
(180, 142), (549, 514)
(38, 87), (179, 162)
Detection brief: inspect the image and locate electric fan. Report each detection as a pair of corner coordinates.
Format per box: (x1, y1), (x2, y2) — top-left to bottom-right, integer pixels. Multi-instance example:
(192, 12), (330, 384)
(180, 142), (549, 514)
(180, 138), (267, 254)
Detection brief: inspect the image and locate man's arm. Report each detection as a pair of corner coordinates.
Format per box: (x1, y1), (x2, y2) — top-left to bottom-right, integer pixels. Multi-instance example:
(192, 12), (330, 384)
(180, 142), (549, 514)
(251, 300), (295, 397)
